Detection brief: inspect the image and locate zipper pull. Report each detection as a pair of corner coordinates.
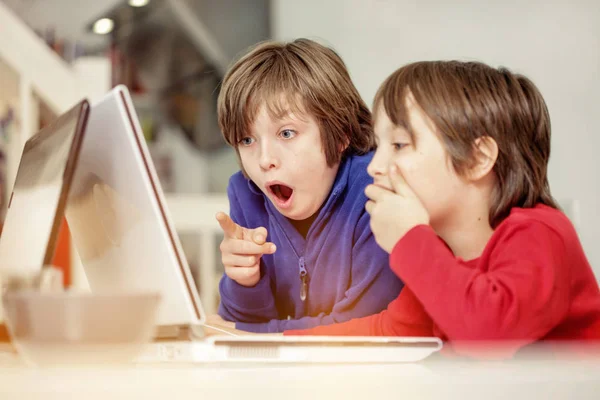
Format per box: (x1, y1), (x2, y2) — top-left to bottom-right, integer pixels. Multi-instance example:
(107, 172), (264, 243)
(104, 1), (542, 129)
(300, 274), (308, 302)
(299, 257), (308, 302)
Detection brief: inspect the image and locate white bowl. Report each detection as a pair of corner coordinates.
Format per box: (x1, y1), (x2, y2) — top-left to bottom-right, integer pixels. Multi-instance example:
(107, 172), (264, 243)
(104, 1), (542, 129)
(2, 291), (160, 366)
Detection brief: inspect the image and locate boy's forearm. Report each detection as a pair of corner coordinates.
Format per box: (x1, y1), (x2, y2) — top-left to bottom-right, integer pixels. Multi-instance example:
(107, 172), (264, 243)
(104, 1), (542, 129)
(218, 274), (278, 323)
(237, 307), (386, 334)
(237, 313), (347, 334)
(390, 224), (567, 342)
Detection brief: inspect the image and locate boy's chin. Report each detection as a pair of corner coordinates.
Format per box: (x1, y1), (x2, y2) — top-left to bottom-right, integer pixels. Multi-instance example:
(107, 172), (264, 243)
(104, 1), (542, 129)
(277, 207), (316, 221)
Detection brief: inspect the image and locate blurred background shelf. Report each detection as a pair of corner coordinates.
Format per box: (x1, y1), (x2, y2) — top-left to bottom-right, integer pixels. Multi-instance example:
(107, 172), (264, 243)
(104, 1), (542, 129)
(0, 0), (271, 315)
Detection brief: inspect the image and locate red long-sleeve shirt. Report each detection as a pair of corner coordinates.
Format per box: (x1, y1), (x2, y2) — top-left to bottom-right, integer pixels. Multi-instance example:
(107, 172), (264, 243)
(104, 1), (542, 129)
(285, 205), (600, 356)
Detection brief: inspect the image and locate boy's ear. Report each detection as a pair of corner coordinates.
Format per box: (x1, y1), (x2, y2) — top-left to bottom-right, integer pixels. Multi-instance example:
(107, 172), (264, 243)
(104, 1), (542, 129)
(467, 136), (498, 181)
(338, 137), (350, 154)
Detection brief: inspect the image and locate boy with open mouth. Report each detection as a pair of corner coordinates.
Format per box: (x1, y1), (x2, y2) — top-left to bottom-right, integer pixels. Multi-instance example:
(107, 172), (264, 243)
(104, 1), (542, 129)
(213, 39), (404, 333)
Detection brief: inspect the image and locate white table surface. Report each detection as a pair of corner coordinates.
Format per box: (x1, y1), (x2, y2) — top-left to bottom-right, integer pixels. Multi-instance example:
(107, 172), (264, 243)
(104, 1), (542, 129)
(2, 348), (600, 400)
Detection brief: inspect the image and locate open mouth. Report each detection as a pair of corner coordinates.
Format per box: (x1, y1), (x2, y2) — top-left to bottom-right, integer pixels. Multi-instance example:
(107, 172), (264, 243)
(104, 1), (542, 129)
(268, 183), (294, 206)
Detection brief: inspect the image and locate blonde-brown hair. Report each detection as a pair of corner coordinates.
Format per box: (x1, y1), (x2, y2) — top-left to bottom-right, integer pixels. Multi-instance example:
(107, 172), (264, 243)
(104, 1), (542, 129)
(374, 61), (558, 227)
(217, 38), (374, 166)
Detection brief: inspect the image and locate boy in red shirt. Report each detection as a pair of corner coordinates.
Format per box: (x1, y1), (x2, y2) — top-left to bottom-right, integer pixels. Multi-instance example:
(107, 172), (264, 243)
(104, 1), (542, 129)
(285, 60), (600, 357)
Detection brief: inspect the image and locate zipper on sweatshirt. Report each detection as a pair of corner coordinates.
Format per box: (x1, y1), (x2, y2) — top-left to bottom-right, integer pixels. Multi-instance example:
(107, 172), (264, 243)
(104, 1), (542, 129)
(299, 256), (308, 302)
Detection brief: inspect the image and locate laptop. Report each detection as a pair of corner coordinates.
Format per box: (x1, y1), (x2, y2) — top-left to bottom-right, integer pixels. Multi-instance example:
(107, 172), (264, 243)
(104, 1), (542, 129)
(0, 100), (89, 278)
(2, 85), (442, 363)
(64, 85), (204, 336)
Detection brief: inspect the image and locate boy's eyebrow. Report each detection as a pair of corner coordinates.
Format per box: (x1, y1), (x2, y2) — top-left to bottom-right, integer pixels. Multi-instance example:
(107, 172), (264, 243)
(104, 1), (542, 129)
(272, 111), (309, 125)
(272, 112), (295, 122)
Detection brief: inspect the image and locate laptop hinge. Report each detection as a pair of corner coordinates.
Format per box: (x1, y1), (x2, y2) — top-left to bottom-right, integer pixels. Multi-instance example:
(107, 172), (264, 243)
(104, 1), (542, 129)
(154, 324), (205, 341)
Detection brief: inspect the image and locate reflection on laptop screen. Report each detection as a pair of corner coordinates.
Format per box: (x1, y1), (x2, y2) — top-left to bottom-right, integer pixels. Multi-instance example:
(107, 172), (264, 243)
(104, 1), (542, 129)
(0, 101), (89, 275)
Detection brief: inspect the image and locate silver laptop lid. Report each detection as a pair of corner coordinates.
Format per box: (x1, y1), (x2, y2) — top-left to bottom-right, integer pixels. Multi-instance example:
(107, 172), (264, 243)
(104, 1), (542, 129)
(65, 85), (204, 328)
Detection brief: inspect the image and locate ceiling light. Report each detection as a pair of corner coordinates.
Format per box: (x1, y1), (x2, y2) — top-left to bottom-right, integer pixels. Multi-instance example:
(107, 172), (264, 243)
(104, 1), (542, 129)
(93, 18), (114, 35)
(129, 0), (150, 7)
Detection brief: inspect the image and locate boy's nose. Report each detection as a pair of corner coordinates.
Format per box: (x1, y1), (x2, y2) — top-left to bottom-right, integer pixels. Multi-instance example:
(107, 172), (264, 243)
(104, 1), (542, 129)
(259, 146), (280, 171)
(367, 154), (388, 178)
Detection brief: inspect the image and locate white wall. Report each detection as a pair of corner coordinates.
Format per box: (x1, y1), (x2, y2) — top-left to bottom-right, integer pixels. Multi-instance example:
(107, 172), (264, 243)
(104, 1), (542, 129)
(273, 0), (600, 273)
(1, 0), (120, 49)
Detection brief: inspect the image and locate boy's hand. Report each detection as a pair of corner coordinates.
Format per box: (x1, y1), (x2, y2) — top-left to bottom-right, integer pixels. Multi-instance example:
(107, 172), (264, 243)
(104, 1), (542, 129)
(216, 212), (277, 287)
(365, 165), (429, 253)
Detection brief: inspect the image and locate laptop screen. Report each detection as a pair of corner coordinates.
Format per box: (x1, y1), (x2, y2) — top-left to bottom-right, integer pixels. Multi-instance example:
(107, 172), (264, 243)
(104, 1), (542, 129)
(63, 86), (204, 327)
(0, 101), (89, 275)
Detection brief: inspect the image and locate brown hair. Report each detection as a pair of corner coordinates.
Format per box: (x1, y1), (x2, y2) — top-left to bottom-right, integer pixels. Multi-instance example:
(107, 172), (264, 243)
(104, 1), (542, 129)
(217, 38), (374, 167)
(374, 60), (558, 227)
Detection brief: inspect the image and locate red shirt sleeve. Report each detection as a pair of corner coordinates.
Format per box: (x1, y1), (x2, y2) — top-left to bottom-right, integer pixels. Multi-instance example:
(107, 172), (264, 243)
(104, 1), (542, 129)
(391, 222), (570, 343)
(284, 286), (433, 337)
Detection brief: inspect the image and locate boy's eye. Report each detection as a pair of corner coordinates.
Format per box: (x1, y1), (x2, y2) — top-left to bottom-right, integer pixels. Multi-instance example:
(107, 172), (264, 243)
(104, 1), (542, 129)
(279, 129), (296, 139)
(392, 143), (408, 151)
(239, 137), (255, 146)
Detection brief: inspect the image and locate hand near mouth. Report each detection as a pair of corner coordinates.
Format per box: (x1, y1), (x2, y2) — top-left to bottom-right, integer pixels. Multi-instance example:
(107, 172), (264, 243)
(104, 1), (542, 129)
(365, 165), (429, 253)
(216, 212), (277, 287)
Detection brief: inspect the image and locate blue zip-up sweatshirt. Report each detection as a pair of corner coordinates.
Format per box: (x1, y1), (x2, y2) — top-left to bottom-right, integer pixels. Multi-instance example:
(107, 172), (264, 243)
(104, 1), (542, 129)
(218, 152), (404, 333)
